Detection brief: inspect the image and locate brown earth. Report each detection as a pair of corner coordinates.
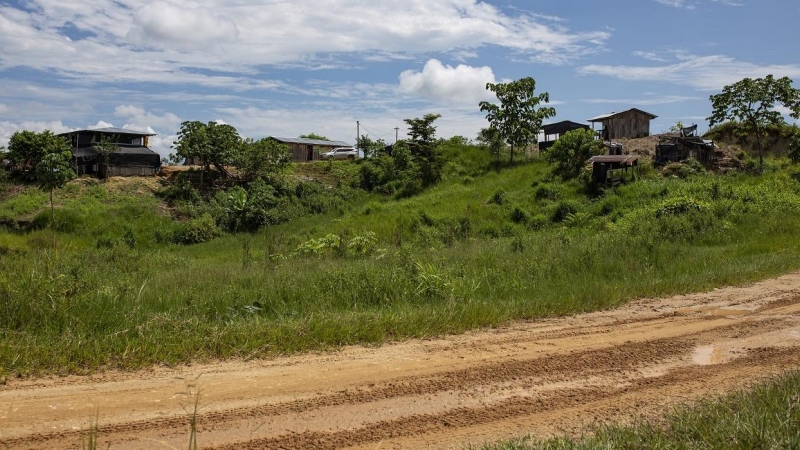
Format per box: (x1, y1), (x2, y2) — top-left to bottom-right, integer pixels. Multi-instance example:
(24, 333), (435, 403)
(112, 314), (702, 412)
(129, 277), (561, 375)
(2, 273), (800, 449)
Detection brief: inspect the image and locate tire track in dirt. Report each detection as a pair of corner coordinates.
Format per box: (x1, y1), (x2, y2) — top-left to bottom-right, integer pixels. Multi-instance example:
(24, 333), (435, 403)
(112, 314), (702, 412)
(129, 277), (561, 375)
(1, 273), (799, 449)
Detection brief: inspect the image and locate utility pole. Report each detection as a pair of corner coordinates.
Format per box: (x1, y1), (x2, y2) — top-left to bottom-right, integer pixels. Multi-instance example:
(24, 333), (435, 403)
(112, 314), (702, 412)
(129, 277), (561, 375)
(356, 121), (360, 144)
(394, 127), (399, 143)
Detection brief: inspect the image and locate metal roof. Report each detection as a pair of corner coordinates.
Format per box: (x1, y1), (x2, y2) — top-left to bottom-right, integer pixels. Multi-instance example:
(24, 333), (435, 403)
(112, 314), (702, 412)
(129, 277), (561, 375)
(542, 120), (590, 136)
(587, 108), (658, 122)
(270, 136), (351, 147)
(58, 127), (156, 136)
(589, 155), (639, 165)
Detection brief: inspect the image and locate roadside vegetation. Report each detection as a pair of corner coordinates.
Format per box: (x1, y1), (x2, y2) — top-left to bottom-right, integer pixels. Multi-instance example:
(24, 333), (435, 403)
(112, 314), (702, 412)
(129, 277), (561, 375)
(2, 75), (800, 378)
(478, 371), (800, 449)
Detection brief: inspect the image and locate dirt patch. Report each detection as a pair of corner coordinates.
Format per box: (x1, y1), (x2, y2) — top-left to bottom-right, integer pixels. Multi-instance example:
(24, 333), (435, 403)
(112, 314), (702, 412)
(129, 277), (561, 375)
(1, 272), (799, 449)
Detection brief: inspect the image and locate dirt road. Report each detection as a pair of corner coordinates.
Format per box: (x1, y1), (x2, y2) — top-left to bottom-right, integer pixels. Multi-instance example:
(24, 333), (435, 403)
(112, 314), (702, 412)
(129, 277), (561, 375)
(2, 273), (800, 449)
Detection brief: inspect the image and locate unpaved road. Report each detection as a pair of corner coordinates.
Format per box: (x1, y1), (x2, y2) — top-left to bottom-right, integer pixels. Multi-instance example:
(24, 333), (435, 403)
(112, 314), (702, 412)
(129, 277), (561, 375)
(2, 273), (800, 449)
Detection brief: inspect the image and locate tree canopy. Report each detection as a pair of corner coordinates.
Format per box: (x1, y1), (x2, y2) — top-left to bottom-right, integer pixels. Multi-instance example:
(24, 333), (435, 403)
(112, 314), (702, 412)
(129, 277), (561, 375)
(237, 138), (291, 180)
(299, 133), (330, 141)
(479, 77), (556, 163)
(708, 75), (800, 172)
(34, 139), (75, 223)
(172, 121), (242, 183)
(546, 129), (603, 179)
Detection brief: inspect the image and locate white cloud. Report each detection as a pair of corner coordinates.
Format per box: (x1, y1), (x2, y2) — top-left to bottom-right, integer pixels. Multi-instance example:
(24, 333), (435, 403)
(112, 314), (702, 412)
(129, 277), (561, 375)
(0, 103), (8, 115)
(0, 1), (610, 89)
(633, 51), (670, 62)
(126, 1), (240, 51)
(583, 95), (702, 106)
(0, 120), (72, 150)
(114, 105), (182, 132)
(654, 0), (695, 9)
(579, 54), (800, 90)
(399, 59), (496, 105)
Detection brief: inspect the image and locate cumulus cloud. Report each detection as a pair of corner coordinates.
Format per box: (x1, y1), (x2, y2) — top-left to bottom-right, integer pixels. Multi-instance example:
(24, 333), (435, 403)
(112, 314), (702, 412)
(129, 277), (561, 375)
(399, 59), (496, 105)
(126, 1), (240, 51)
(579, 53), (800, 90)
(0, 0), (609, 89)
(0, 120), (72, 150)
(583, 95), (702, 106)
(114, 105), (182, 132)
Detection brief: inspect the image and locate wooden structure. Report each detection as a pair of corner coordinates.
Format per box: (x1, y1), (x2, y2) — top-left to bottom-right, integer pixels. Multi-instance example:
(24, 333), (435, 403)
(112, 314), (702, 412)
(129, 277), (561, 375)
(58, 127), (160, 177)
(588, 109), (657, 140)
(270, 137), (352, 163)
(589, 155), (639, 187)
(655, 136), (716, 164)
(539, 120), (591, 151)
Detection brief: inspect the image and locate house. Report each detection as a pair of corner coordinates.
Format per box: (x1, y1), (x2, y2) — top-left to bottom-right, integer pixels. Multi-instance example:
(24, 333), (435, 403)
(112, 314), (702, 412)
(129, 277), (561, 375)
(539, 120), (591, 151)
(588, 109), (657, 140)
(58, 127), (160, 177)
(269, 137), (352, 162)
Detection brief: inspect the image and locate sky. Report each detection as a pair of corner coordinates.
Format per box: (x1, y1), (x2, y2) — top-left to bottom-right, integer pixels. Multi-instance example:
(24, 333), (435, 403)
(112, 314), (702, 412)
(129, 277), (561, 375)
(1, 0), (799, 158)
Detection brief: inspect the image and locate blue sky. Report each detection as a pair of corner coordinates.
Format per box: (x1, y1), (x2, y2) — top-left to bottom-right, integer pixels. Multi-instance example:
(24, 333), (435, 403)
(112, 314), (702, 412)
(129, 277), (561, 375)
(1, 0), (798, 157)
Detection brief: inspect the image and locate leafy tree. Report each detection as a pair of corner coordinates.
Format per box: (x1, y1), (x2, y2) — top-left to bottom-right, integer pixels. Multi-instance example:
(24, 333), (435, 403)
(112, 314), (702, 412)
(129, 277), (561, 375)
(546, 129), (603, 179)
(356, 135), (387, 158)
(7, 130), (46, 175)
(299, 133), (329, 141)
(708, 75), (800, 172)
(479, 77), (556, 163)
(237, 138), (291, 180)
(404, 114), (442, 185)
(476, 127), (505, 161)
(35, 138), (75, 223)
(172, 121), (243, 185)
(95, 134), (119, 178)
(790, 133), (800, 163)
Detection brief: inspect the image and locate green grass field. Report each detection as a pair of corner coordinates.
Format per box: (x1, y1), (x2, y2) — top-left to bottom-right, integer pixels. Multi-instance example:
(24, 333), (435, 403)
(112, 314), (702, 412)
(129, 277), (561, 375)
(479, 371), (800, 449)
(3, 155), (800, 377)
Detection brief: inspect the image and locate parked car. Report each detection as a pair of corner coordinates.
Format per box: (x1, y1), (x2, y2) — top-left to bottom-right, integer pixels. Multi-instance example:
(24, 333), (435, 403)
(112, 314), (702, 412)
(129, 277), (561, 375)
(321, 147), (359, 160)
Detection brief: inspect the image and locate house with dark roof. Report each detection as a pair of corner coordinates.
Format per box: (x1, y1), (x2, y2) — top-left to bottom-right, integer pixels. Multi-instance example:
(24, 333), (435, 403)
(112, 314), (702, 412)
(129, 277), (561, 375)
(588, 108), (657, 140)
(539, 120), (591, 151)
(269, 136), (352, 162)
(58, 127), (161, 177)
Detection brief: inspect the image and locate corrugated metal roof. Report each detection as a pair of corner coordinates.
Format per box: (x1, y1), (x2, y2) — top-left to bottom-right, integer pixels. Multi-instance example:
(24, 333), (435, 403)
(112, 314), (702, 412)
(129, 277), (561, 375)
(587, 108), (658, 122)
(542, 120), (590, 136)
(269, 136), (351, 147)
(589, 155), (639, 164)
(58, 127), (156, 136)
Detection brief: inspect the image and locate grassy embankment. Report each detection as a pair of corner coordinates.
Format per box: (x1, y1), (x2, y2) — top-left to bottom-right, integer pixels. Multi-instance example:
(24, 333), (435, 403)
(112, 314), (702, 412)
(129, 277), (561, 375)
(2, 152), (800, 377)
(479, 371), (800, 449)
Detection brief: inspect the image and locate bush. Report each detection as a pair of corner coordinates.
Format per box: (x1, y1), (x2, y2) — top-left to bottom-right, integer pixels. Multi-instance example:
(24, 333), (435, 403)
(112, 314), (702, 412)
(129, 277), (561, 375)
(534, 183), (560, 201)
(171, 214), (221, 244)
(510, 206), (530, 224)
(551, 200), (581, 223)
(546, 129), (604, 179)
(489, 189), (506, 205)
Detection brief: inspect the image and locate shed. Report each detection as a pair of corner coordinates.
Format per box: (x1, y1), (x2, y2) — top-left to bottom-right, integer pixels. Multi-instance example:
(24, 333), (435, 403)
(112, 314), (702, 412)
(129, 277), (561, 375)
(588, 155), (640, 186)
(270, 137), (352, 162)
(539, 121), (591, 151)
(58, 127), (160, 177)
(588, 109), (657, 140)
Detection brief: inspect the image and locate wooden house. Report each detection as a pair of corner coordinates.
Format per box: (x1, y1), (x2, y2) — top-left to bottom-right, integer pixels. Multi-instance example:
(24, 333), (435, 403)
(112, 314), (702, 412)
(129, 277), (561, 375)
(539, 120), (591, 151)
(588, 109), (657, 140)
(58, 127), (160, 177)
(269, 137), (352, 162)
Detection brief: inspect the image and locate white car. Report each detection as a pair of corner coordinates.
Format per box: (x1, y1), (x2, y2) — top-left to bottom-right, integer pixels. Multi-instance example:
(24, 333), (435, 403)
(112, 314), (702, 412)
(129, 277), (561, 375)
(321, 147), (359, 160)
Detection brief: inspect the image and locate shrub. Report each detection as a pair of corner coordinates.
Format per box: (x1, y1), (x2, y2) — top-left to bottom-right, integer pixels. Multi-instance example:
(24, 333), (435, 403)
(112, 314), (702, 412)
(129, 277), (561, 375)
(657, 198), (705, 218)
(534, 183), (560, 201)
(171, 214), (221, 244)
(510, 206), (530, 224)
(489, 189), (506, 205)
(551, 200), (581, 223)
(546, 129), (604, 179)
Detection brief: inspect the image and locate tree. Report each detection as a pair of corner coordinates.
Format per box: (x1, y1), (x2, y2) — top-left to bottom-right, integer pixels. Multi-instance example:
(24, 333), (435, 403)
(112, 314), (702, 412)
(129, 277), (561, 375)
(479, 77), (556, 163)
(404, 114), (442, 185)
(172, 121), (242, 185)
(7, 130), (46, 175)
(236, 138), (291, 179)
(790, 133), (800, 163)
(546, 129), (603, 179)
(95, 134), (119, 178)
(299, 133), (329, 141)
(708, 75), (800, 172)
(356, 135), (387, 158)
(35, 138), (75, 223)
(476, 127), (505, 161)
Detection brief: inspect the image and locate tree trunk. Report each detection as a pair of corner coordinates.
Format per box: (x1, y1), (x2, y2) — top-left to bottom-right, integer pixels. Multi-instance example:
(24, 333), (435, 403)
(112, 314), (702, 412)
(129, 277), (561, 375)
(755, 130), (764, 174)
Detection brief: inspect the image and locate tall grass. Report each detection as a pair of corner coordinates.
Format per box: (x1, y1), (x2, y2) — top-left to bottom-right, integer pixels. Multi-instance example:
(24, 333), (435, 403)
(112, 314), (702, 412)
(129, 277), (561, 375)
(479, 371), (800, 449)
(2, 161), (800, 375)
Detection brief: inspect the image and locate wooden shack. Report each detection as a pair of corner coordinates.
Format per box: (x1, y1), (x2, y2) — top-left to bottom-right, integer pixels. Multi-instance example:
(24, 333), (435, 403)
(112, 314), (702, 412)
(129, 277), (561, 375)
(539, 120), (591, 151)
(269, 137), (352, 163)
(588, 109), (657, 140)
(589, 155), (639, 187)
